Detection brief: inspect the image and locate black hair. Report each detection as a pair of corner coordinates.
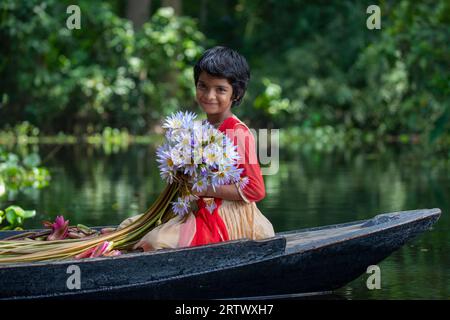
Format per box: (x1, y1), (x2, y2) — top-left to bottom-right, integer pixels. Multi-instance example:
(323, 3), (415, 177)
(194, 46), (250, 108)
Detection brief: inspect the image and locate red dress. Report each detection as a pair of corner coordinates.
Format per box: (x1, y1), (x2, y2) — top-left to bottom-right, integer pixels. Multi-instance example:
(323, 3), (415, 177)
(120, 115), (275, 251)
(189, 116), (269, 247)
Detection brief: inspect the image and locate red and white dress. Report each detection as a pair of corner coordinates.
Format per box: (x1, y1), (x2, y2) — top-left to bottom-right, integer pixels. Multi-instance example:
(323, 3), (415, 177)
(119, 115), (275, 250)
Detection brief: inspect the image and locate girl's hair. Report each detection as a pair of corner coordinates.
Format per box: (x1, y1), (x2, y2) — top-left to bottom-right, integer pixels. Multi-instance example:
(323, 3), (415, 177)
(194, 46), (250, 108)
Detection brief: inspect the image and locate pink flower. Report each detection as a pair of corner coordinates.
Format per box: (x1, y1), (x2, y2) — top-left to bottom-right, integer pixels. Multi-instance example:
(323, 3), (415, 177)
(75, 241), (121, 259)
(43, 216), (69, 241)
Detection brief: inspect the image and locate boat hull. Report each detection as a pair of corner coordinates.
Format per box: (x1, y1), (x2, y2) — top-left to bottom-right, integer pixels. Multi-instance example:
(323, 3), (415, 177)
(0, 208), (441, 300)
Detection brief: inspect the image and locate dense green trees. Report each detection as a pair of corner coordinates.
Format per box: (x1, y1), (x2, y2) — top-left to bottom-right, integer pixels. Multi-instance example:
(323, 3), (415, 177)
(0, 0), (203, 134)
(1, 0), (448, 146)
(210, 0), (449, 146)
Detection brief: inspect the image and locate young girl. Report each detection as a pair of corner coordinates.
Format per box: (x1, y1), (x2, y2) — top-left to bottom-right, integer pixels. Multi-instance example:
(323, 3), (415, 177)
(118, 46), (275, 251)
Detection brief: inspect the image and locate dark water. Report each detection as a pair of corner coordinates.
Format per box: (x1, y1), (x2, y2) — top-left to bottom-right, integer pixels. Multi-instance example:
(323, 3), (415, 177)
(1, 143), (448, 299)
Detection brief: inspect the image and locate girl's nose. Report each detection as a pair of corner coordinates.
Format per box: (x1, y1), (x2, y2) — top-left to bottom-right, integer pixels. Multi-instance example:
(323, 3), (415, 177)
(206, 89), (216, 100)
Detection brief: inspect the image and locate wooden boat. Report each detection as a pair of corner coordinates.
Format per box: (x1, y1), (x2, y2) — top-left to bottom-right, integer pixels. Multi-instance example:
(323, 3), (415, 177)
(0, 208), (441, 300)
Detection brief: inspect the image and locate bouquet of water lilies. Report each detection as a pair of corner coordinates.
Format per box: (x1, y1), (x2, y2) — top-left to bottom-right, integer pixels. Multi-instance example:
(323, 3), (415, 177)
(0, 111), (245, 264)
(158, 111), (247, 215)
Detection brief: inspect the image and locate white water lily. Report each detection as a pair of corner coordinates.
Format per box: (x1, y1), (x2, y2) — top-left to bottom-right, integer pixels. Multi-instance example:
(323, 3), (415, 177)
(192, 147), (204, 165)
(162, 111), (196, 130)
(156, 111), (247, 216)
(172, 197), (190, 216)
(207, 128), (223, 144)
(170, 146), (184, 167)
(192, 177), (208, 193)
(178, 130), (193, 148)
(203, 144), (221, 167)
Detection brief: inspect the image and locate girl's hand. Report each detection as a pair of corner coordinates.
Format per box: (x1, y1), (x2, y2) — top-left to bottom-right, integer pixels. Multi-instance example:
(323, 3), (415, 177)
(192, 187), (209, 198)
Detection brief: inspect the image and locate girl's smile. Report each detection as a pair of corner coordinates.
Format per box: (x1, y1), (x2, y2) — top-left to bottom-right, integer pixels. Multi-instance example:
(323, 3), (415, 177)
(196, 72), (234, 123)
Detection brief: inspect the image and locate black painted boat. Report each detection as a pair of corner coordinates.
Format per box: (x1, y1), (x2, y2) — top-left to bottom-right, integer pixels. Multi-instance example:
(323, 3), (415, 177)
(0, 208), (441, 300)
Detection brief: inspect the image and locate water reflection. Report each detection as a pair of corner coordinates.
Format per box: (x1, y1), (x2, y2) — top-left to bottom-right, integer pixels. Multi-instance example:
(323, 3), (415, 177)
(0, 143), (448, 299)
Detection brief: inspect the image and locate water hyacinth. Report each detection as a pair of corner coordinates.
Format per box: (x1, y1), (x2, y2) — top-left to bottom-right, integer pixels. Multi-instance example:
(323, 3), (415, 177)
(156, 111), (244, 216)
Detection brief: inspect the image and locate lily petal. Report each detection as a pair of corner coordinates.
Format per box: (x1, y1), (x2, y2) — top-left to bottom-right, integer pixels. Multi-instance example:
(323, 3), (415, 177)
(75, 241), (116, 259)
(46, 216), (70, 241)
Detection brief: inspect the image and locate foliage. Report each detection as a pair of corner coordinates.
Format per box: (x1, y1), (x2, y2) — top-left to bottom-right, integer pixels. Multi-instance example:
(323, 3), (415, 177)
(0, 121), (40, 145)
(0, 205), (36, 230)
(193, 0), (449, 145)
(0, 0), (448, 147)
(352, 1), (450, 143)
(0, 1), (205, 134)
(0, 147), (50, 198)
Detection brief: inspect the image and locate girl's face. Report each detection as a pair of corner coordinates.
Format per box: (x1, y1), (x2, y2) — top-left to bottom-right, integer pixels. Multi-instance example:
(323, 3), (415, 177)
(196, 72), (234, 116)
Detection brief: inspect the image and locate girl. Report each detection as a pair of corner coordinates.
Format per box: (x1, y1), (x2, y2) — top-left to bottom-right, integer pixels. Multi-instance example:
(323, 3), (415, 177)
(118, 46), (275, 251)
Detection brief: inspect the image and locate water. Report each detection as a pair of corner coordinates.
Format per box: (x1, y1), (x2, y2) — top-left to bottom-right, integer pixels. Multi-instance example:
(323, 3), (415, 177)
(1, 143), (448, 299)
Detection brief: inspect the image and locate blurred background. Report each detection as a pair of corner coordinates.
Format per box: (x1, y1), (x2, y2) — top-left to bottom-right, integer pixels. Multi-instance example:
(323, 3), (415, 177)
(0, 0), (449, 299)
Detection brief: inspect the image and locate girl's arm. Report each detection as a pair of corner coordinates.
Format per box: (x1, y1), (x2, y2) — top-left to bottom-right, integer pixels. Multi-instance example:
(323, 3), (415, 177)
(194, 184), (244, 201)
(191, 122), (265, 202)
(229, 123), (266, 202)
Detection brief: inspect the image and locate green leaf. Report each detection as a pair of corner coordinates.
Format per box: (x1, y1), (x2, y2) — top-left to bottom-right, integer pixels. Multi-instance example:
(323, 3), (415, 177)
(22, 210), (36, 219)
(3, 206), (35, 227)
(5, 210), (18, 225)
(77, 224), (94, 234)
(5, 205), (25, 217)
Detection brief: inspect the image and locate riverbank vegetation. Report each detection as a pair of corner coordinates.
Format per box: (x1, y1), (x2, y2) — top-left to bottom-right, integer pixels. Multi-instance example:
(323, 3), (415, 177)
(0, 0), (448, 153)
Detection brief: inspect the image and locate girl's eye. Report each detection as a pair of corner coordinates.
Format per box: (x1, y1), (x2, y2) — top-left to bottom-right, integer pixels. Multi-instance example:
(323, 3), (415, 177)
(218, 88), (227, 93)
